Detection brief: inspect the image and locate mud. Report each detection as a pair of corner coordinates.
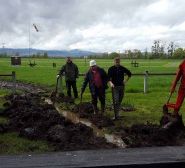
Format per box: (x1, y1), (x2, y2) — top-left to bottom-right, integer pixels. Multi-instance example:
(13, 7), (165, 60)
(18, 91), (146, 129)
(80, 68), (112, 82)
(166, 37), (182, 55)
(1, 81), (185, 149)
(53, 97), (185, 148)
(0, 124), (8, 133)
(57, 96), (185, 148)
(72, 102), (115, 128)
(50, 93), (75, 104)
(118, 122), (185, 147)
(1, 93), (116, 151)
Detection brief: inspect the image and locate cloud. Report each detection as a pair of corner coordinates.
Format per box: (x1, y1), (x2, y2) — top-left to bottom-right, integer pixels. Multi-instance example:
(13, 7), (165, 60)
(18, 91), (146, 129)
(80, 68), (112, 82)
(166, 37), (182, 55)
(0, 0), (185, 52)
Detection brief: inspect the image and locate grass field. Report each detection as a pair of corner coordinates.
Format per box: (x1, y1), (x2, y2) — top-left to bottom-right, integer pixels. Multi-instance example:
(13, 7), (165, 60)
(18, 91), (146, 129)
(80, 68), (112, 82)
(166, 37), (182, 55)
(0, 57), (184, 125)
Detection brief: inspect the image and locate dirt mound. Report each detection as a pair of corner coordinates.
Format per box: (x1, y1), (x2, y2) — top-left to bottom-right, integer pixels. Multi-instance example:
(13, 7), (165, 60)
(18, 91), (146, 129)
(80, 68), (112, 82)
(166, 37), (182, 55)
(120, 123), (185, 147)
(72, 102), (115, 128)
(1, 93), (116, 151)
(90, 115), (115, 129)
(50, 93), (75, 104)
(0, 124), (8, 133)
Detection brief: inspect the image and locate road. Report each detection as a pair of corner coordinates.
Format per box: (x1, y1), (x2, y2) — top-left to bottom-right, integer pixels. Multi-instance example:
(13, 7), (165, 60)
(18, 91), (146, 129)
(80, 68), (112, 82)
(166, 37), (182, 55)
(0, 146), (185, 168)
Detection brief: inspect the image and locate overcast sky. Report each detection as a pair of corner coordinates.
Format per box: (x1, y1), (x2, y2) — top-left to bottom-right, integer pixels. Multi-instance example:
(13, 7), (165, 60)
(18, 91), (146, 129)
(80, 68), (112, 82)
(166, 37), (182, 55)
(1, 0), (185, 52)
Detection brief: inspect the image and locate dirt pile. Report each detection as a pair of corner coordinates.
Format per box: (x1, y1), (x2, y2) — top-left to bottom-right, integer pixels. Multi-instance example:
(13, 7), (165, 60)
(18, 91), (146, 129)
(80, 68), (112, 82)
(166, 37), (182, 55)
(1, 93), (116, 151)
(0, 124), (8, 133)
(50, 93), (75, 104)
(71, 102), (185, 148)
(120, 123), (185, 147)
(72, 102), (115, 128)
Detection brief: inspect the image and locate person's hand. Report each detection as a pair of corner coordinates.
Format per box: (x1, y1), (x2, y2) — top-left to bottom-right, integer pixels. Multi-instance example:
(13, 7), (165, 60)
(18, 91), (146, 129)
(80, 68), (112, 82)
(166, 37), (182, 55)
(109, 81), (114, 88)
(124, 77), (130, 85)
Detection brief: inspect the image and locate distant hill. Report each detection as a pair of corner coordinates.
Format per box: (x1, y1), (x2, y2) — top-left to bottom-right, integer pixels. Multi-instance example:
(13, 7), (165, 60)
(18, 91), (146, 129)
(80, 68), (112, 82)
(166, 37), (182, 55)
(0, 48), (99, 57)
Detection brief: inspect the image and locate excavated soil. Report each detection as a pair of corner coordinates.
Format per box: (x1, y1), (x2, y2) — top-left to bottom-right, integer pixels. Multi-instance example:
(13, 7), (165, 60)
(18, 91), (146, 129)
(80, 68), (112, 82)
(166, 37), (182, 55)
(72, 102), (115, 128)
(1, 81), (185, 149)
(113, 121), (185, 147)
(0, 93), (116, 151)
(56, 98), (185, 148)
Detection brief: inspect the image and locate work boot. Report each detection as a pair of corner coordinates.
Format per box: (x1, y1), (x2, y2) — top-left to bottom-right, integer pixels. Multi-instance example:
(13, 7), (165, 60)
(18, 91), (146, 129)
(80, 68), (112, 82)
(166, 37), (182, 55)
(93, 104), (99, 114)
(113, 110), (121, 120)
(101, 104), (105, 116)
(114, 104), (121, 119)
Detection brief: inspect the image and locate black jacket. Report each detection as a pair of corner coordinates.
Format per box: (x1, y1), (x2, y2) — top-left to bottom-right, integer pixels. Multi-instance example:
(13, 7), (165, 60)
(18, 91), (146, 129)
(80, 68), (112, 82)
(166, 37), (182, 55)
(108, 65), (131, 86)
(59, 62), (79, 81)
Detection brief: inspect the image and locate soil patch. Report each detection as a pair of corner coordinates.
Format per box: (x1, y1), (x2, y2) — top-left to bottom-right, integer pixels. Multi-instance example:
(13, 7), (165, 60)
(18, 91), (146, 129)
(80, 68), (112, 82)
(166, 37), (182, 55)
(114, 122), (185, 147)
(72, 102), (115, 128)
(1, 93), (116, 151)
(1, 81), (185, 149)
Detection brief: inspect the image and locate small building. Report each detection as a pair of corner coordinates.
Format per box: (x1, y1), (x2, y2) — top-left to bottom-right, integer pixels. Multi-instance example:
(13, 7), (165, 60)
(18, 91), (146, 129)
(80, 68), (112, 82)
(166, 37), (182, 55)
(11, 56), (21, 66)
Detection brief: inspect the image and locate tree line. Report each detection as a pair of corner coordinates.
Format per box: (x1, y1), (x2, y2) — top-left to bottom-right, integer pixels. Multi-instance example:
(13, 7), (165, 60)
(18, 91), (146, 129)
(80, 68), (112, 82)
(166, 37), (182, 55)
(1, 40), (185, 59)
(87, 40), (185, 59)
(0, 52), (48, 58)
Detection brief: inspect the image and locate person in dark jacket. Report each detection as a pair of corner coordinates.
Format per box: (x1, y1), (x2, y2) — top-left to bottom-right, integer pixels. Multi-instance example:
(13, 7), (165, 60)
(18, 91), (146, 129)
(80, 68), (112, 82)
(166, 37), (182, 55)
(58, 57), (79, 98)
(108, 57), (131, 120)
(81, 60), (108, 115)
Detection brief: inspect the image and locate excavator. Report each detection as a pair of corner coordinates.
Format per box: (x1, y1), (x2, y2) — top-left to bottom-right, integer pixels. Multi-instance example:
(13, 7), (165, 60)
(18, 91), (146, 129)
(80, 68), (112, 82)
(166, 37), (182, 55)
(160, 93), (184, 129)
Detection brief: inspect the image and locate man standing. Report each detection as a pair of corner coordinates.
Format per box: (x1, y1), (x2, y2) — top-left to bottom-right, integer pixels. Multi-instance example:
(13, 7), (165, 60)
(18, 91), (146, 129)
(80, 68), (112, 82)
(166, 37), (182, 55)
(108, 57), (131, 120)
(59, 57), (79, 98)
(81, 60), (108, 115)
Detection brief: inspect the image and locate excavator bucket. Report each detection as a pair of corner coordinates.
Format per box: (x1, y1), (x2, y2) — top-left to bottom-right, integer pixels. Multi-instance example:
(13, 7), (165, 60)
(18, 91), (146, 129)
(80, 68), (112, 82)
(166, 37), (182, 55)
(160, 92), (184, 129)
(160, 114), (184, 130)
(160, 106), (184, 130)
(160, 102), (184, 130)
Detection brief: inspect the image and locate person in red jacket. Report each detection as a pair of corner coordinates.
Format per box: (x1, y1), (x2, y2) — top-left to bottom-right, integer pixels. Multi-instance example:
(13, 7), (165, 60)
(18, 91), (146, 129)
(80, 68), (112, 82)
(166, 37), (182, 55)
(81, 60), (108, 115)
(170, 59), (185, 116)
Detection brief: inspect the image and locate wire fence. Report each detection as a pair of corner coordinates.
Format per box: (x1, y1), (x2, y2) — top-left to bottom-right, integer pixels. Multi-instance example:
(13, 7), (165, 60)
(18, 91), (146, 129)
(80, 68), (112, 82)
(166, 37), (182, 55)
(0, 71), (176, 94)
(60, 71), (176, 94)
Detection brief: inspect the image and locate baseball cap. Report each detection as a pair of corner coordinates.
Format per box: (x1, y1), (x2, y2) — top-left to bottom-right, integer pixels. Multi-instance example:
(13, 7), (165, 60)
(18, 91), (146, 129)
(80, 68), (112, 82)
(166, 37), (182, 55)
(89, 60), (96, 67)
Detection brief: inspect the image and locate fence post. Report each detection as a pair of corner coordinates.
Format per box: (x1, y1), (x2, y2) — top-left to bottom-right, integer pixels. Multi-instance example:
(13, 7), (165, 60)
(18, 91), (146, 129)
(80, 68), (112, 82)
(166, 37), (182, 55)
(12, 71), (16, 94)
(144, 71), (149, 94)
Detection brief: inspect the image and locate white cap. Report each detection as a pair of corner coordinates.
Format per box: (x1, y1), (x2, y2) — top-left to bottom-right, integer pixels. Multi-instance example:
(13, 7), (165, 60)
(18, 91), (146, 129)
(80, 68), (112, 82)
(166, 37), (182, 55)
(89, 60), (96, 67)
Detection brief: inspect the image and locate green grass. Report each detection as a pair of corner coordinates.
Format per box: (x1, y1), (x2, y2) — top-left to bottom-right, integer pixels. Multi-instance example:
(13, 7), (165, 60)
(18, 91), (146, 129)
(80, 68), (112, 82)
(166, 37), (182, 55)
(0, 132), (53, 155)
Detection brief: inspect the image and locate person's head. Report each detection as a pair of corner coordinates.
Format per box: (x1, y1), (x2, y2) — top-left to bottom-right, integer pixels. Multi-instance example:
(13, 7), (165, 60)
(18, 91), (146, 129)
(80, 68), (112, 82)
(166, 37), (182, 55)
(89, 60), (97, 69)
(114, 57), (120, 67)
(66, 57), (72, 63)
